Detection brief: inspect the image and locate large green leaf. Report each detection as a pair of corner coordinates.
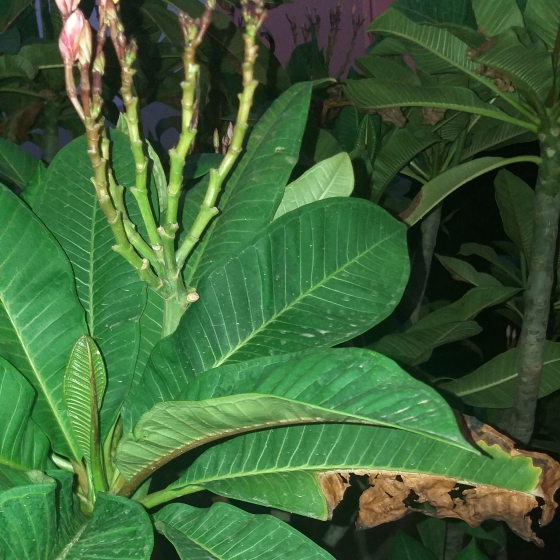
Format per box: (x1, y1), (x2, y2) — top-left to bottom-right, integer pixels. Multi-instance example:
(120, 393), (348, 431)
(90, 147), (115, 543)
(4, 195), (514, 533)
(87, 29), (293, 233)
(436, 255), (504, 286)
(116, 348), (470, 492)
(334, 106), (362, 152)
(155, 502), (335, 560)
(344, 79), (528, 128)
(494, 169), (534, 262)
(400, 156), (540, 226)
(459, 243), (521, 286)
(0, 137), (41, 189)
(63, 335), (106, 465)
(389, 531), (438, 560)
(368, 9), (495, 90)
(274, 153), (354, 219)
(462, 119), (535, 160)
(472, 0), (524, 36)
(129, 198), (409, 424)
(0, 0), (32, 33)
(371, 125), (439, 201)
(417, 517), (445, 560)
(0, 185), (87, 460)
(355, 54), (421, 84)
(184, 82), (313, 285)
(371, 286), (518, 365)
(162, 421), (542, 519)
(441, 341), (560, 407)
(472, 30), (553, 102)
(31, 132), (151, 441)
(0, 471), (153, 559)
(524, 0), (560, 49)
(393, 0), (477, 28)
(0, 357), (51, 472)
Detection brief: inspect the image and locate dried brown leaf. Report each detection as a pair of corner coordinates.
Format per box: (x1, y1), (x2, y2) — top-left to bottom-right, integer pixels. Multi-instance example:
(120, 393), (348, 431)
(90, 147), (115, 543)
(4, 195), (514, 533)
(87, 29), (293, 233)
(376, 107), (407, 128)
(317, 416), (560, 546)
(422, 107), (446, 126)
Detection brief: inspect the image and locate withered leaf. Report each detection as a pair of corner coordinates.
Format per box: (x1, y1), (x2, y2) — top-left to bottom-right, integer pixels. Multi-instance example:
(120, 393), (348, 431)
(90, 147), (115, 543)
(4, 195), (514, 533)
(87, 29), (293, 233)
(376, 107), (407, 129)
(318, 416), (560, 546)
(422, 107), (446, 126)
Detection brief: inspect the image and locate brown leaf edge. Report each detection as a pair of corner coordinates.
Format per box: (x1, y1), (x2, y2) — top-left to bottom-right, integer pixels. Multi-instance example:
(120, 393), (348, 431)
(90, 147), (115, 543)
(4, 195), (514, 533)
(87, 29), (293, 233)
(318, 416), (560, 547)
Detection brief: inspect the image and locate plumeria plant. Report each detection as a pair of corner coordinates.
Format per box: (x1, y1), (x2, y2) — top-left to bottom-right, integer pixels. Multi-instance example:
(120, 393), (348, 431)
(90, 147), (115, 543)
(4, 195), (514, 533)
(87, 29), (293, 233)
(1, 0), (560, 558)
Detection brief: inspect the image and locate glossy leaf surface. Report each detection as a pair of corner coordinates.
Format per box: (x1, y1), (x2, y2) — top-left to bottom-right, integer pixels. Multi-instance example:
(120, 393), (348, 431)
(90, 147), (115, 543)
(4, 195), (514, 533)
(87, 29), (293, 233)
(0, 137), (41, 189)
(31, 132), (152, 441)
(155, 502), (335, 560)
(0, 471), (153, 559)
(63, 335), (106, 464)
(274, 153), (354, 219)
(0, 357), (51, 472)
(184, 82), (313, 285)
(117, 349), (469, 491)
(441, 341), (560, 407)
(130, 198), (409, 424)
(165, 419), (541, 519)
(0, 185), (87, 460)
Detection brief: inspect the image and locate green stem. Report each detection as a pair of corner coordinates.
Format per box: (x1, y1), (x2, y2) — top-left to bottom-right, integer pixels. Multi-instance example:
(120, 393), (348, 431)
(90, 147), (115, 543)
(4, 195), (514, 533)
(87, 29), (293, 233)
(175, 34), (260, 269)
(509, 122), (560, 444)
(120, 48), (161, 249)
(136, 485), (205, 510)
(162, 291), (186, 337)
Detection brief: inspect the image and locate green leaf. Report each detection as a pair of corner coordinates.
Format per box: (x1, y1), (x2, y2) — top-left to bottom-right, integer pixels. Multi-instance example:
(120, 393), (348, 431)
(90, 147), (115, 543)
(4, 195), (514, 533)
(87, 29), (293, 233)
(116, 348), (470, 491)
(368, 7), (539, 110)
(372, 286), (519, 365)
(472, 0), (524, 36)
(0, 472), (153, 559)
(372, 322), (483, 366)
(0, 0), (33, 33)
(494, 169), (534, 262)
(334, 106), (362, 152)
(0, 137), (41, 189)
(184, 82), (313, 286)
(344, 79), (525, 128)
(371, 125), (439, 201)
(130, 198), (409, 422)
(155, 502), (335, 560)
(389, 531), (439, 560)
(183, 153), (224, 180)
(30, 132), (153, 441)
(274, 153), (354, 219)
(355, 54), (421, 84)
(472, 30), (553, 102)
(0, 357), (51, 472)
(462, 120), (535, 160)
(417, 517), (445, 560)
(441, 341), (560, 407)
(312, 128), (343, 162)
(524, 0), (560, 49)
(121, 287), (164, 432)
(400, 156), (540, 226)
(286, 38), (328, 83)
(0, 52), (37, 79)
(20, 162), (46, 207)
(167, 424), (539, 520)
(416, 286), (520, 327)
(459, 243), (521, 286)
(163, 421), (544, 523)
(0, 185), (87, 460)
(63, 335), (106, 465)
(393, 0), (477, 28)
(454, 539), (490, 560)
(436, 255), (503, 286)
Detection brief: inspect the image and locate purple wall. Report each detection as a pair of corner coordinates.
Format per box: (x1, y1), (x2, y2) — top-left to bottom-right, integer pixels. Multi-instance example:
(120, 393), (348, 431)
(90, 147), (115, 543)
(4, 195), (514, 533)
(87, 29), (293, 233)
(262, 0), (393, 72)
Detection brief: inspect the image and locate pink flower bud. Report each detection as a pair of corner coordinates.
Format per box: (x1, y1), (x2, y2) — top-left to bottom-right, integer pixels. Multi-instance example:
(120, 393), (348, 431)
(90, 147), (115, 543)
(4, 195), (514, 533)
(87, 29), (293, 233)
(78, 20), (92, 66)
(58, 9), (85, 65)
(55, 0), (80, 17)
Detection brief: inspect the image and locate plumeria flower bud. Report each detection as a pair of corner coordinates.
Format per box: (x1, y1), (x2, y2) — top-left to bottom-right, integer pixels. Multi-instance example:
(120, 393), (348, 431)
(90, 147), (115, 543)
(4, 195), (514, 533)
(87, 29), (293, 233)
(59, 9), (85, 65)
(55, 0), (80, 18)
(78, 20), (93, 66)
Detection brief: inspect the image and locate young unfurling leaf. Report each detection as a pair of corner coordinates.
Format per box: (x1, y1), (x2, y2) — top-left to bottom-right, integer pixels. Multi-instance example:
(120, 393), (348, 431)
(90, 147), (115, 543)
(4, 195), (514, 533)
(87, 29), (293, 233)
(63, 335), (107, 493)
